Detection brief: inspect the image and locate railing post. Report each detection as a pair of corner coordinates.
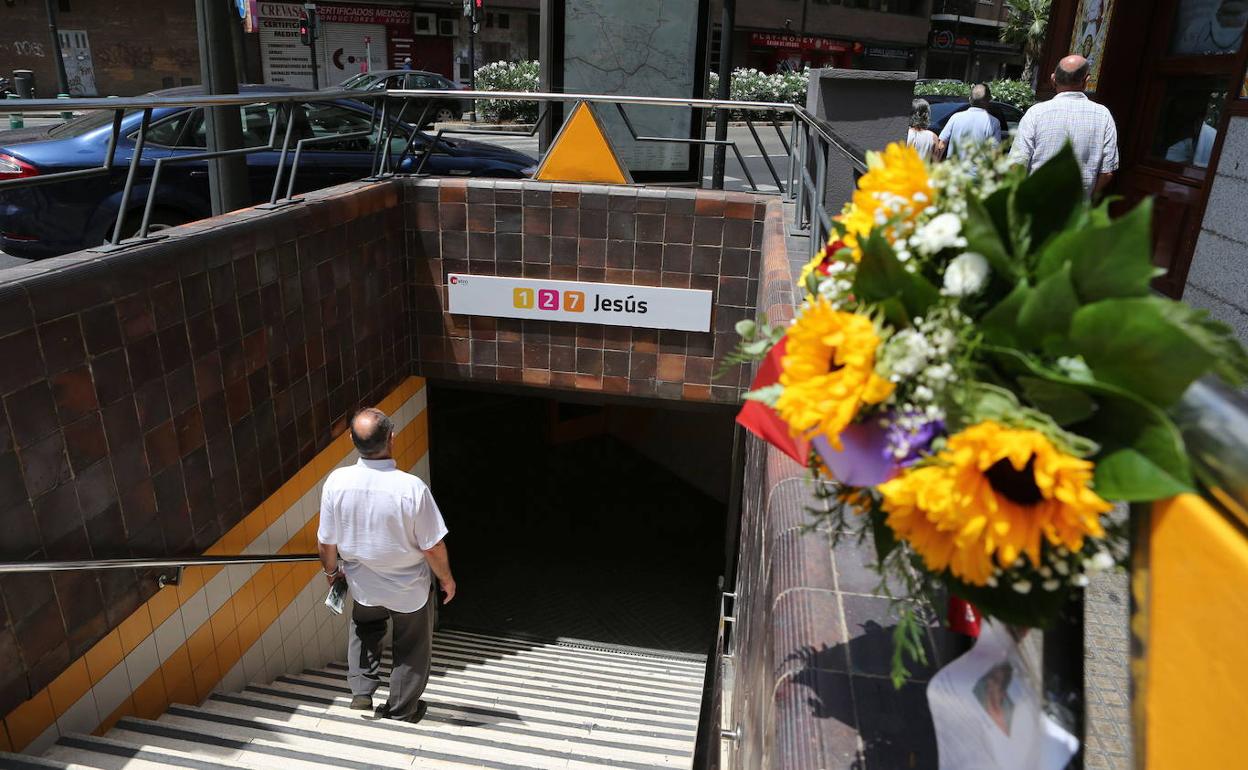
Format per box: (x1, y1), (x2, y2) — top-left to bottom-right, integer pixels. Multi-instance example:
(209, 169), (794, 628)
(109, 107), (152, 246)
(812, 137), (827, 259)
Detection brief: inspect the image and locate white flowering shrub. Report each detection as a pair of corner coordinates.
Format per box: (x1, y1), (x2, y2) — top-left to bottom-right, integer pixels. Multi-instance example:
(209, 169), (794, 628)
(708, 68), (809, 119)
(474, 60), (540, 123)
(914, 78), (1036, 111)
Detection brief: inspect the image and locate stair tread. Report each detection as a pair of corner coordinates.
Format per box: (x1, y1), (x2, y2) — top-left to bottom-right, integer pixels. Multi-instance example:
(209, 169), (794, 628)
(172, 699), (692, 765)
(0, 752), (72, 769)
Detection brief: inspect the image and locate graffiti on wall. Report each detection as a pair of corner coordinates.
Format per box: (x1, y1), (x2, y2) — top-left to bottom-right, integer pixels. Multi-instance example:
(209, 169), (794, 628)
(0, 40), (48, 57)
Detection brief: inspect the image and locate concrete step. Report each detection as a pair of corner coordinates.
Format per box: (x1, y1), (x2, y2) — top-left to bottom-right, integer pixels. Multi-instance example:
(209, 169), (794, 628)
(16, 631), (702, 769)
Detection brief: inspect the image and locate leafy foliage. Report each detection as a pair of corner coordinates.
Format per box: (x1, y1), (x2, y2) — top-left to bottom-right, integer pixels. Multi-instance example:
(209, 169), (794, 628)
(474, 60), (540, 123)
(1001, 0), (1052, 84)
(707, 68), (809, 118)
(914, 79), (1037, 111)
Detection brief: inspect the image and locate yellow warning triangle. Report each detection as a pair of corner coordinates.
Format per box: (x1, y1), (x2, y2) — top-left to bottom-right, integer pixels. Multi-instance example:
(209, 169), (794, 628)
(534, 101), (633, 185)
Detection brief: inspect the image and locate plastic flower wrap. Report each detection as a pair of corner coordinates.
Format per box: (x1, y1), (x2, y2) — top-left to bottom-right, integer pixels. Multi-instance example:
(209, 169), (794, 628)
(733, 142), (1248, 684)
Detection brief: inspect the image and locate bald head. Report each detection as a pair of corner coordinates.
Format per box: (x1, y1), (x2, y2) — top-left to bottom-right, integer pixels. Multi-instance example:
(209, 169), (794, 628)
(1054, 55), (1090, 91)
(350, 407), (394, 459)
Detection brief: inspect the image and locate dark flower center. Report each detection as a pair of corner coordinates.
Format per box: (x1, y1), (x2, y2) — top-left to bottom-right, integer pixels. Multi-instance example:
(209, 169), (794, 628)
(984, 455), (1044, 506)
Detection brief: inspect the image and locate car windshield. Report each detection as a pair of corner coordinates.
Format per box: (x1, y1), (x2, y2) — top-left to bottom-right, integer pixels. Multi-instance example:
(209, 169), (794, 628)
(340, 73), (377, 90)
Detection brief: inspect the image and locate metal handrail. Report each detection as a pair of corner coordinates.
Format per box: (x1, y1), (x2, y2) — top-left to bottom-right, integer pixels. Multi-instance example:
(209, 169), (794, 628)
(0, 86), (865, 257)
(0, 554), (318, 573)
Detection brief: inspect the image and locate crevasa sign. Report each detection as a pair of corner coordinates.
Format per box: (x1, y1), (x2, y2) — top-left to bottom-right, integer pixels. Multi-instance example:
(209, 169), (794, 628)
(446, 274), (713, 332)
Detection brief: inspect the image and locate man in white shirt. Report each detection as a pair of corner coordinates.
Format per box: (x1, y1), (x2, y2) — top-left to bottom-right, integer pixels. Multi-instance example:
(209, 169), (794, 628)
(1008, 55), (1120, 197)
(317, 407), (455, 723)
(938, 83), (1002, 160)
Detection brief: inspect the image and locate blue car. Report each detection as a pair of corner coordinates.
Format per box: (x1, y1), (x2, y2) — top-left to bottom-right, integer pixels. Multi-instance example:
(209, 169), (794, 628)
(0, 85), (536, 259)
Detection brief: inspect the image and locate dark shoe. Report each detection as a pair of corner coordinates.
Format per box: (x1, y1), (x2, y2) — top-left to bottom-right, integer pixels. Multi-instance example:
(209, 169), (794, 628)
(349, 695), (372, 711)
(387, 700), (428, 724)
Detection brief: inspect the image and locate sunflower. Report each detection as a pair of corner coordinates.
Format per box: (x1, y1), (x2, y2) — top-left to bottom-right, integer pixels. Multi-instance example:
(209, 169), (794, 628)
(774, 298), (894, 448)
(839, 142), (933, 261)
(877, 421), (1112, 586)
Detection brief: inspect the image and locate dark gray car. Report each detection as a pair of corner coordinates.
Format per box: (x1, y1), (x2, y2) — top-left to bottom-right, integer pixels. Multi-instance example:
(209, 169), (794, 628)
(338, 70), (466, 125)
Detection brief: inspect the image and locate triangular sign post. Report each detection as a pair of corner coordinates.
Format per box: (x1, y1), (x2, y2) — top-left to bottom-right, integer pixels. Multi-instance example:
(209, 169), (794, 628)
(534, 101), (633, 185)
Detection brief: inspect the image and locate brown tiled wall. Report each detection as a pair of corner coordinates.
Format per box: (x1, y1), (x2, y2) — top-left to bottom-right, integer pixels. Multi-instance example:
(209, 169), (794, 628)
(402, 179), (766, 403)
(0, 182), (408, 720)
(0, 174), (768, 727)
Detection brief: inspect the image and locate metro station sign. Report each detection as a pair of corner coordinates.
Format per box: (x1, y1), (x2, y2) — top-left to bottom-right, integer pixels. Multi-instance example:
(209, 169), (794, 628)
(446, 274), (713, 332)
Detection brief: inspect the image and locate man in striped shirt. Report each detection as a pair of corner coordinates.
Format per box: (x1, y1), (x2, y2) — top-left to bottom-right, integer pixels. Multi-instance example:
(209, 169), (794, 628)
(1008, 55), (1120, 197)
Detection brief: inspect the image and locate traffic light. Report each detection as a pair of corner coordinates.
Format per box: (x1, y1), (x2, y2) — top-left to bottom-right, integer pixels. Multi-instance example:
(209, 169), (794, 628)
(473, 0), (483, 22)
(299, 10), (317, 46)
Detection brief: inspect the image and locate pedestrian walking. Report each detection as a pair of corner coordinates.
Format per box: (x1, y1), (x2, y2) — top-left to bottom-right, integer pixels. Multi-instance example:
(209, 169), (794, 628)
(907, 98), (940, 162)
(1008, 55), (1120, 197)
(317, 407), (456, 723)
(938, 83), (1002, 160)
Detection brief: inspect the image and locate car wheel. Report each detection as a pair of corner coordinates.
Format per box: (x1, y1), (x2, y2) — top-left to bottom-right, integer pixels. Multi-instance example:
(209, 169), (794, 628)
(434, 106), (457, 123)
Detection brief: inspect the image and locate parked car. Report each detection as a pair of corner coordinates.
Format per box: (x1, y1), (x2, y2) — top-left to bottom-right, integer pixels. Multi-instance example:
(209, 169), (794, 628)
(0, 85), (535, 259)
(338, 69), (467, 124)
(924, 95), (1025, 136)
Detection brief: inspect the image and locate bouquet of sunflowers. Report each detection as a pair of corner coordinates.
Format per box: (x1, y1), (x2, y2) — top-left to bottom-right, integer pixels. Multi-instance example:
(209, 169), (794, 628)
(734, 142), (1248, 682)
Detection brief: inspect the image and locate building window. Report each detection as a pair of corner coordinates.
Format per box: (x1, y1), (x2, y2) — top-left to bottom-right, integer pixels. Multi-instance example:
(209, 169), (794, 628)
(498, 13), (510, 29)
(58, 0), (70, 11)
(485, 12), (494, 28)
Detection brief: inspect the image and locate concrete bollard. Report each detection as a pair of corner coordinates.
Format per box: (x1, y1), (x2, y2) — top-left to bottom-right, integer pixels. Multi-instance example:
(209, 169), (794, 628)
(5, 93), (22, 130)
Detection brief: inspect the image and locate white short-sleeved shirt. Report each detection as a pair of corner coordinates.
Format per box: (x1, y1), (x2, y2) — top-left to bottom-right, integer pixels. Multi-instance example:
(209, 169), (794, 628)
(939, 107), (1002, 159)
(317, 458), (448, 613)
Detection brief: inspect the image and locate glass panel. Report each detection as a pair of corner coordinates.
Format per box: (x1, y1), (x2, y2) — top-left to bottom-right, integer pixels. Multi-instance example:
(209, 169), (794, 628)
(303, 103), (375, 152)
(142, 112), (191, 147)
(1171, 0), (1248, 56)
(1151, 79), (1228, 168)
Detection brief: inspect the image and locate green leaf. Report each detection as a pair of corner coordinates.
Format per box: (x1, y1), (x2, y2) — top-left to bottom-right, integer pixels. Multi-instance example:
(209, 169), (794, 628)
(734, 319), (757, 338)
(1011, 144), (1085, 250)
(1069, 297), (1218, 407)
(744, 383), (784, 406)
(853, 229), (939, 318)
(1035, 198), (1157, 301)
(965, 195), (1019, 281)
(1167, 303), (1248, 388)
(1017, 262), (1079, 353)
(1018, 376), (1097, 426)
(1093, 447), (1193, 501)
(979, 280), (1031, 346)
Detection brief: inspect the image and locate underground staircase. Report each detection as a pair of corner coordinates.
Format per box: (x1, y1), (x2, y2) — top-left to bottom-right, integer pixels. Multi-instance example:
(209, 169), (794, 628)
(0, 628), (706, 769)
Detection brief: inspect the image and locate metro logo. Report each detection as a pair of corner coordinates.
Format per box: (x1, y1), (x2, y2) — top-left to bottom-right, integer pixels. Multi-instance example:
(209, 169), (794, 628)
(513, 287), (585, 313)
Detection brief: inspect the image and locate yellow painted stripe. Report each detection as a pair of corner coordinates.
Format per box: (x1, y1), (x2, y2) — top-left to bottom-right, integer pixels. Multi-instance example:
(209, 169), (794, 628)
(3, 377), (430, 751)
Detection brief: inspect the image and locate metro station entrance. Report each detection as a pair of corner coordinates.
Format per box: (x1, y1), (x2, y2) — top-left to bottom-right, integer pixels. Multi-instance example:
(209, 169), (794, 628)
(428, 384), (738, 655)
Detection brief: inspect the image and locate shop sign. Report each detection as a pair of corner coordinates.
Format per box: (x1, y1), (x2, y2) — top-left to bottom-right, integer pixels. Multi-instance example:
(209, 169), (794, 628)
(446, 274), (713, 332)
(258, 2), (410, 24)
(749, 32), (850, 53)
(865, 46), (912, 60)
(929, 29), (972, 51)
(973, 39), (1021, 55)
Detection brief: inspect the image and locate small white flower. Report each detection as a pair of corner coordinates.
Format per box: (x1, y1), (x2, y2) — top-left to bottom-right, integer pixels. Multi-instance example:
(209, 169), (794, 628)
(1053, 560), (1070, 576)
(1086, 551), (1115, 574)
(1072, 574), (1090, 587)
(914, 385), (934, 402)
(942, 252), (990, 297)
(1012, 580), (1032, 594)
(1042, 579), (1061, 592)
(986, 576), (998, 587)
(912, 212), (963, 255)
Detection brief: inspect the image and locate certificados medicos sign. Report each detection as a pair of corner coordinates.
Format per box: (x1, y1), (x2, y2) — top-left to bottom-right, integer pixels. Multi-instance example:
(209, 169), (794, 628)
(446, 274), (713, 332)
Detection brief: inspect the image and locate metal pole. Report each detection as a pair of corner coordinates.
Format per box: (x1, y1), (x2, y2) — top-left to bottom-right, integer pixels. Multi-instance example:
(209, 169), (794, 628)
(194, 0), (250, 216)
(468, 26), (477, 122)
(308, 13), (320, 90)
(44, 0), (70, 96)
(711, 0), (735, 190)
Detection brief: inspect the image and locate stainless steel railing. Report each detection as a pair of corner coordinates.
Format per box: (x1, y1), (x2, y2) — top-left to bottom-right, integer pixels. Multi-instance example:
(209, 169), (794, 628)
(1, 87), (857, 256)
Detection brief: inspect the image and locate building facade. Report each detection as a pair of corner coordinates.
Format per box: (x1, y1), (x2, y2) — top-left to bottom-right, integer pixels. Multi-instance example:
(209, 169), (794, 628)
(0, 0), (200, 97)
(925, 0), (1024, 81)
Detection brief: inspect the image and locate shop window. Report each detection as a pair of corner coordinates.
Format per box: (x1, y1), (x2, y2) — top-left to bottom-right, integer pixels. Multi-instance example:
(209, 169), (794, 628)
(1171, 0), (1248, 56)
(1151, 77), (1231, 168)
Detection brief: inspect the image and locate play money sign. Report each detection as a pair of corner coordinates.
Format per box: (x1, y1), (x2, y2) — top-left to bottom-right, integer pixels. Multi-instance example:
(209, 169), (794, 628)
(447, 274), (713, 332)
